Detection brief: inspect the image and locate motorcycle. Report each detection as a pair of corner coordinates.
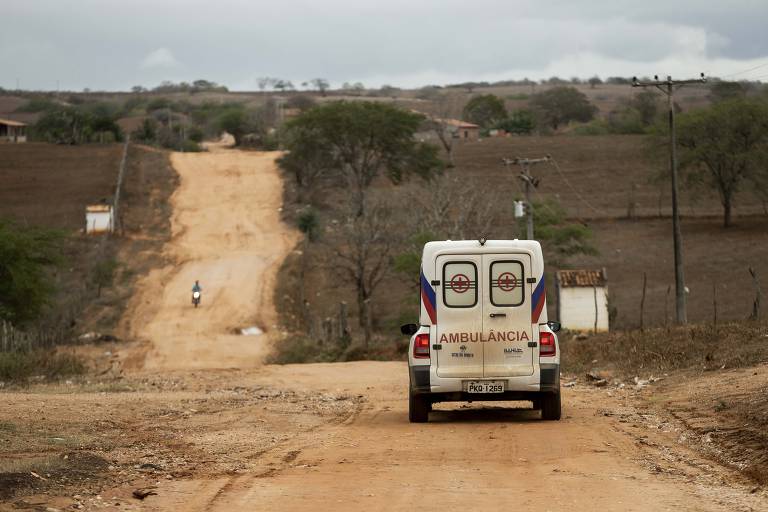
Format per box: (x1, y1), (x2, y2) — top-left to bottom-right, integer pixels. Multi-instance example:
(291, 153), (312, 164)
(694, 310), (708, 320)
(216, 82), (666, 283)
(192, 290), (201, 308)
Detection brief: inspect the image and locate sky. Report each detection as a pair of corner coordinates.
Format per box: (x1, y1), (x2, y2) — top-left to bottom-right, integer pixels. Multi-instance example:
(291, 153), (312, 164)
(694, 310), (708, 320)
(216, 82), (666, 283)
(2, 0), (768, 92)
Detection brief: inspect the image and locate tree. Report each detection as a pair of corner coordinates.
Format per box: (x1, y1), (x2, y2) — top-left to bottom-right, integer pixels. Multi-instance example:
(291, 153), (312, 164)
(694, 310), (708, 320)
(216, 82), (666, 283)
(520, 200), (597, 265)
(274, 80), (294, 92)
(331, 201), (400, 347)
(495, 109), (536, 134)
(709, 81), (747, 103)
(217, 107), (254, 146)
(132, 118), (158, 142)
(257, 77), (277, 91)
(630, 90), (662, 126)
(588, 76), (602, 89)
(0, 219), (63, 325)
(379, 85), (401, 98)
(92, 258), (118, 298)
(310, 78), (330, 97)
(677, 98), (768, 227)
(287, 94), (317, 112)
(35, 108), (91, 144)
(530, 86), (597, 131)
(280, 101), (443, 216)
(462, 94), (507, 128)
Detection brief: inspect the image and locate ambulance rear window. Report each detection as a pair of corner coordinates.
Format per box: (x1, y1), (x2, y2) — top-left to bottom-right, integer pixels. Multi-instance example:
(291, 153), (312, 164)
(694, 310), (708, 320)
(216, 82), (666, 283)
(443, 261), (477, 308)
(490, 260), (524, 307)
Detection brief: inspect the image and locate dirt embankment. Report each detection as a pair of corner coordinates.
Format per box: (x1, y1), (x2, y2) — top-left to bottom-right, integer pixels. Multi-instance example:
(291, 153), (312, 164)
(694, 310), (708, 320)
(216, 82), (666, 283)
(120, 141), (300, 370)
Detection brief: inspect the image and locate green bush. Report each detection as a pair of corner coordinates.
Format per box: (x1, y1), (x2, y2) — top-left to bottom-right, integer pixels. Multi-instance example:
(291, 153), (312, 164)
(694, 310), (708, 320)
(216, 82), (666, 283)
(495, 109), (536, 134)
(297, 208), (320, 242)
(572, 119), (611, 135)
(0, 219), (64, 325)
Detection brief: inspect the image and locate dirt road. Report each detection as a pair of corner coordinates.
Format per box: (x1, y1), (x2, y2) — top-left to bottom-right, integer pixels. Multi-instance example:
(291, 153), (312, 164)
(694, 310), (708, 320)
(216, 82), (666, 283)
(74, 362), (756, 512)
(120, 141), (299, 370)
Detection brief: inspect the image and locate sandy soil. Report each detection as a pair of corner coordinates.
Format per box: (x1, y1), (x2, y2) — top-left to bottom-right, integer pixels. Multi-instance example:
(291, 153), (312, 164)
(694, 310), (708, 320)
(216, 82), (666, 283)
(120, 141), (299, 370)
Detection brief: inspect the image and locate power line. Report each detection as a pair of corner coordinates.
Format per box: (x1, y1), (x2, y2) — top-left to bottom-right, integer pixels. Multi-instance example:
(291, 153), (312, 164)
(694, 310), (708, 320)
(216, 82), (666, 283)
(547, 157), (607, 216)
(720, 61), (768, 79)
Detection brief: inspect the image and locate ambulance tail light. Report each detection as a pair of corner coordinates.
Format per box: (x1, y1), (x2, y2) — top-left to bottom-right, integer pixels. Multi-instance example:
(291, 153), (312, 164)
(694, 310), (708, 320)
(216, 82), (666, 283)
(540, 332), (556, 357)
(413, 333), (430, 359)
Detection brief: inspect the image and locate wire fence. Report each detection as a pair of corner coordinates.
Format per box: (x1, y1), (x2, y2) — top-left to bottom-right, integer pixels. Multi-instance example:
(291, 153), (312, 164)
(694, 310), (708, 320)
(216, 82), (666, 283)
(0, 320), (70, 353)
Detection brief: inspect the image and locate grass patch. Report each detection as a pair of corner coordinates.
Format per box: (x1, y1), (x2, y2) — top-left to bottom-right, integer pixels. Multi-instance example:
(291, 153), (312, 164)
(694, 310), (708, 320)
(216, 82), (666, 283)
(561, 321), (768, 379)
(0, 350), (86, 383)
(0, 455), (66, 475)
(268, 335), (406, 364)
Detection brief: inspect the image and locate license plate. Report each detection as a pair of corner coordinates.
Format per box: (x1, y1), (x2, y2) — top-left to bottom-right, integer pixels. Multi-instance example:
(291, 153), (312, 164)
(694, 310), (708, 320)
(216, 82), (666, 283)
(466, 381), (505, 393)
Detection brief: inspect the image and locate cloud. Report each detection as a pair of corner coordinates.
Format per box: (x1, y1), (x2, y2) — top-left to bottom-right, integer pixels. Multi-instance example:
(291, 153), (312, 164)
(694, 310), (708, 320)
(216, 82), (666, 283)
(140, 47), (180, 69)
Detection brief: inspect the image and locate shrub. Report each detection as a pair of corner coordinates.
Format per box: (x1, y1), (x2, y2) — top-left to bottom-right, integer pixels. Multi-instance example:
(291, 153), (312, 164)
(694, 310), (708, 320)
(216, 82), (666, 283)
(0, 350), (86, 382)
(297, 208), (320, 242)
(572, 119), (611, 135)
(495, 109), (536, 134)
(0, 219), (64, 325)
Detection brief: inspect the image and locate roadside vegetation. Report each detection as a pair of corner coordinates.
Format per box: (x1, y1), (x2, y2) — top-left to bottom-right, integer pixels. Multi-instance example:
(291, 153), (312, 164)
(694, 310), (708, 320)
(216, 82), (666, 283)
(561, 321), (768, 379)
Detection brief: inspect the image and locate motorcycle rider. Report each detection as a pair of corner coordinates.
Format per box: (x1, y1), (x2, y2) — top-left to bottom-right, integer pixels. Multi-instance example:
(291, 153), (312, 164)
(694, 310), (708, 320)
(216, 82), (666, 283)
(192, 280), (202, 305)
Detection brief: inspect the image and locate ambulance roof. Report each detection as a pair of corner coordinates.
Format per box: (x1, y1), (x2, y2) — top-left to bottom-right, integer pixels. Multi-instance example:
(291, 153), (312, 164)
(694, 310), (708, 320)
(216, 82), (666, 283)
(422, 239), (543, 262)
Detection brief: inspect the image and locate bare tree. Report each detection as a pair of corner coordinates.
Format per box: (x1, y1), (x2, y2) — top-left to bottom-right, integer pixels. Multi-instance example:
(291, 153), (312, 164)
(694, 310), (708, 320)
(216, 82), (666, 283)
(310, 78), (330, 97)
(257, 77), (277, 91)
(409, 175), (503, 239)
(423, 95), (465, 167)
(330, 201), (400, 347)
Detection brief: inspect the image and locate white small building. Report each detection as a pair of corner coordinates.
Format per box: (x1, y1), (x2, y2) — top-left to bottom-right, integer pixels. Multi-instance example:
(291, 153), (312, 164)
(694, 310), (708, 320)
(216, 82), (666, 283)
(555, 269), (609, 332)
(85, 204), (114, 234)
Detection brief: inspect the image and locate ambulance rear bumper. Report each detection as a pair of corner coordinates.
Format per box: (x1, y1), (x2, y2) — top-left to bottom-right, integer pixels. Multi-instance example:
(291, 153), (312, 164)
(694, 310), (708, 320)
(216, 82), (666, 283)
(409, 363), (560, 396)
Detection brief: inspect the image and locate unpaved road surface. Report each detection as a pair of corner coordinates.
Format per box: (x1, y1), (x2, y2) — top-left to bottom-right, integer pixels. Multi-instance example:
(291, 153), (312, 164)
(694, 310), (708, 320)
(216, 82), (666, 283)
(120, 141), (298, 370)
(110, 364), (762, 512)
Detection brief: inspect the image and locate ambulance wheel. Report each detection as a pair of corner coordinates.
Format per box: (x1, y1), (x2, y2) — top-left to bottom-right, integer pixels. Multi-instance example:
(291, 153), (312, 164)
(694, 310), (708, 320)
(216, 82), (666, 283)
(409, 391), (429, 423)
(541, 392), (561, 421)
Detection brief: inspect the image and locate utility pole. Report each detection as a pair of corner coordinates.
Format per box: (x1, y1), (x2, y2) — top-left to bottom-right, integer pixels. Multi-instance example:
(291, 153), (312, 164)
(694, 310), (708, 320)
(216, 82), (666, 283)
(502, 156), (550, 240)
(632, 73), (706, 325)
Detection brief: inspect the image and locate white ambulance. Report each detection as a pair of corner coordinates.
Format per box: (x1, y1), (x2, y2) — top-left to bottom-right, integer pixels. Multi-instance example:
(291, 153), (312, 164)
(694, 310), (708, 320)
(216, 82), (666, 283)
(401, 239), (562, 422)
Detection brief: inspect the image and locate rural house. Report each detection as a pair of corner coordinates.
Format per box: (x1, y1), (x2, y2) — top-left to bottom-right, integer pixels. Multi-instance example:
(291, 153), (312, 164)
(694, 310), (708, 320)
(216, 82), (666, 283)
(0, 118), (27, 143)
(555, 268), (609, 332)
(442, 118), (480, 140)
(415, 116), (481, 143)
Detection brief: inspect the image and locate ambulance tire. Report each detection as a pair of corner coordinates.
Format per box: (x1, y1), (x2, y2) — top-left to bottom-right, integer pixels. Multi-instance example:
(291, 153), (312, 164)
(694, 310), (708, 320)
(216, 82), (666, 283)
(541, 391), (561, 421)
(409, 391), (430, 423)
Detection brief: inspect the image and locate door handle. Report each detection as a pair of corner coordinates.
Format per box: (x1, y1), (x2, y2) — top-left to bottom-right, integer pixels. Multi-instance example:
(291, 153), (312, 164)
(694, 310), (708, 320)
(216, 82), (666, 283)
(489, 313), (507, 318)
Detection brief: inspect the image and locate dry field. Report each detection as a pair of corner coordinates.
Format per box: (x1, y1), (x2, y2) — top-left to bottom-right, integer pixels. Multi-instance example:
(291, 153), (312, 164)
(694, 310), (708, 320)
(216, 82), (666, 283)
(279, 134), (768, 332)
(0, 143), (123, 229)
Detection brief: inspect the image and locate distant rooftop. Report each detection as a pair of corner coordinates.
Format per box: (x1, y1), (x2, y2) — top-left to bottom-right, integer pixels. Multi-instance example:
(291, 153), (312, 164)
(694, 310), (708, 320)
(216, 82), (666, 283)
(0, 118), (27, 127)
